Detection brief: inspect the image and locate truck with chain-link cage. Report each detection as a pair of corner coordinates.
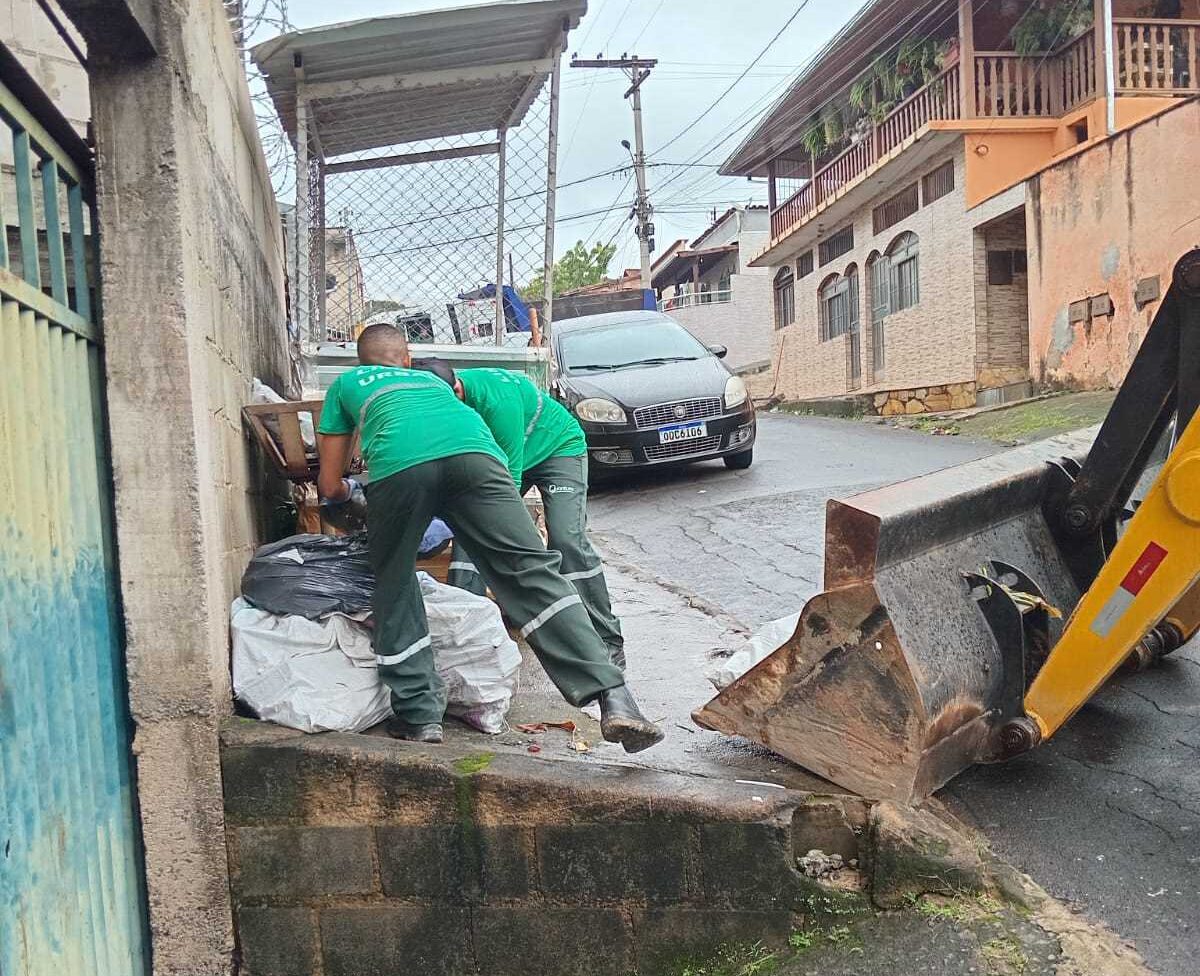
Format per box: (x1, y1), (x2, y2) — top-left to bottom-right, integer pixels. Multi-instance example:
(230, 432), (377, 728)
(252, 0), (586, 390)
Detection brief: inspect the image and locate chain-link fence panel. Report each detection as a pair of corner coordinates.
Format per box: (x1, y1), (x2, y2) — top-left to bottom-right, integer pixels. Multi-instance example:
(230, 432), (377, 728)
(287, 74), (556, 349)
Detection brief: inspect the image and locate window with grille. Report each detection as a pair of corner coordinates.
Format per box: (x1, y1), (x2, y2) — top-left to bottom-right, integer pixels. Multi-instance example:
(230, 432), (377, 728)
(774, 267), (795, 329)
(819, 225), (855, 266)
(797, 250), (814, 279)
(820, 275), (854, 341)
(922, 160), (955, 205)
(872, 184), (919, 236)
(887, 232), (920, 312)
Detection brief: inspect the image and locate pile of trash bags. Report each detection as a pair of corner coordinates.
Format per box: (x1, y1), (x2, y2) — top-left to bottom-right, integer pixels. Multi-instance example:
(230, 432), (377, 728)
(233, 533), (520, 735)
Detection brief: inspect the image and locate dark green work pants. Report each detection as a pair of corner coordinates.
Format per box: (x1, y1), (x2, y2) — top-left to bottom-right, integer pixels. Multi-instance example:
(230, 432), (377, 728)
(366, 452), (625, 725)
(448, 453), (625, 666)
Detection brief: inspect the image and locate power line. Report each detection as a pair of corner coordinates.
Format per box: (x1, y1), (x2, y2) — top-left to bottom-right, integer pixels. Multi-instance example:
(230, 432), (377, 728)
(649, 0), (816, 158)
(650, 0), (975, 208)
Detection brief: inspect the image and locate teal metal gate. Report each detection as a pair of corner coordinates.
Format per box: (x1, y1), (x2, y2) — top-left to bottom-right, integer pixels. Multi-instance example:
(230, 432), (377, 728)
(0, 72), (150, 975)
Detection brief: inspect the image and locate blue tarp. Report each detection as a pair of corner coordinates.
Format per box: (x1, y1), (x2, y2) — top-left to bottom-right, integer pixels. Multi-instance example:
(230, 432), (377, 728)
(458, 283), (532, 332)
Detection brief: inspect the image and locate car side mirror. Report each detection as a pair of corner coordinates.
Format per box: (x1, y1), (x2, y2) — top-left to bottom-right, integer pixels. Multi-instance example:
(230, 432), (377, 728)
(708, 344), (728, 359)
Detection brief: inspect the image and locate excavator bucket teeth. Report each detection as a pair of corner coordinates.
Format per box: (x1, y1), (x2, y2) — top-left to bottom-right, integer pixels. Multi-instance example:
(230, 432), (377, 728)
(694, 433), (1091, 804)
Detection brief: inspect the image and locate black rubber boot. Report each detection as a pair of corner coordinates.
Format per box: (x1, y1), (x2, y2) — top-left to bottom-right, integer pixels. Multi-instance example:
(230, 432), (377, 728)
(388, 720), (444, 744)
(608, 644), (627, 672)
(599, 685), (664, 754)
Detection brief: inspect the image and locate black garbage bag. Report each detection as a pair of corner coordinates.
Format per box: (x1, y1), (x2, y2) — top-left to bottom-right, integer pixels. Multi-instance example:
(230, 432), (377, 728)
(241, 533), (374, 619)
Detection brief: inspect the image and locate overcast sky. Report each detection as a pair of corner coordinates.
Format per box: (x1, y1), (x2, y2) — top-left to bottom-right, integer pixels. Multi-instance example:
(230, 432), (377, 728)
(266, 0), (868, 274)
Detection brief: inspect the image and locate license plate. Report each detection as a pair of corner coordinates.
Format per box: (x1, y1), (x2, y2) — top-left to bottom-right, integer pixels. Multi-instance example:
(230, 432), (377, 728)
(659, 422), (708, 444)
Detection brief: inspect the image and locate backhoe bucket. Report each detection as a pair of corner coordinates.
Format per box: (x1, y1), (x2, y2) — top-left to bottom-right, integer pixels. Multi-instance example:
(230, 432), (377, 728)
(693, 432), (1094, 804)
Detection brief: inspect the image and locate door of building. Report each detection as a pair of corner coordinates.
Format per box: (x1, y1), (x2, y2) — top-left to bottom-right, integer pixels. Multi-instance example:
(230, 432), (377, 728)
(0, 66), (151, 976)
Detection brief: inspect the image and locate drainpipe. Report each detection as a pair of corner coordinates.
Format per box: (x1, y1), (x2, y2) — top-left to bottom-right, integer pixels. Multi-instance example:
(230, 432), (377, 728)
(1104, 0), (1113, 135)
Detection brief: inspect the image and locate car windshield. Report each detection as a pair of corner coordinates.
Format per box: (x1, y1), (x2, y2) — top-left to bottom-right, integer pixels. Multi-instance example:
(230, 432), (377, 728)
(560, 318), (709, 372)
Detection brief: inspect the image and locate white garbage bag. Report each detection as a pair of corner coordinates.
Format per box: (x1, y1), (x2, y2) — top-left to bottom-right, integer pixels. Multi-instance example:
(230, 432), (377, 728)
(231, 574), (521, 735)
(707, 611), (802, 692)
(231, 597), (391, 733)
(419, 572), (521, 734)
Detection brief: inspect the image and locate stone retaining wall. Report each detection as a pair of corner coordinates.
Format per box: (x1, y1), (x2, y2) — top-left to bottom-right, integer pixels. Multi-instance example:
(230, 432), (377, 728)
(874, 381), (978, 416)
(220, 720), (875, 976)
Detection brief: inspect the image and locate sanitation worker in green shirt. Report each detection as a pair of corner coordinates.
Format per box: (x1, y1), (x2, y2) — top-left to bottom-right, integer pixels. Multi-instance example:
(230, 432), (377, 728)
(413, 361), (625, 670)
(316, 324), (663, 752)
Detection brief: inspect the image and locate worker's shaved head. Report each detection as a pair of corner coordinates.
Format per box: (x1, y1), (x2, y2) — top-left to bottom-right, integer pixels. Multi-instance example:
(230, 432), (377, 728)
(357, 324), (411, 366)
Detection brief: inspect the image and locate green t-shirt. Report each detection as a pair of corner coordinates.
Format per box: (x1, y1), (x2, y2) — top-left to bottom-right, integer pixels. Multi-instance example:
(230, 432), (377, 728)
(457, 368), (587, 487)
(318, 365), (506, 481)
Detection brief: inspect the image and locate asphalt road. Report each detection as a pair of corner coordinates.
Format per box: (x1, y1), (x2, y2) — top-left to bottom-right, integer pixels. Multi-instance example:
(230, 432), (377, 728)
(589, 411), (1200, 976)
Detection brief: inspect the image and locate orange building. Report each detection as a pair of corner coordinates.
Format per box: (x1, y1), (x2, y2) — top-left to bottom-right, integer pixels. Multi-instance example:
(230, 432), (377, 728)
(723, 0), (1200, 412)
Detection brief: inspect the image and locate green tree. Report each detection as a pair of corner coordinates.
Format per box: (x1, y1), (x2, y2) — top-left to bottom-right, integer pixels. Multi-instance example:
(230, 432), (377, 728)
(522, 240), (618, 300)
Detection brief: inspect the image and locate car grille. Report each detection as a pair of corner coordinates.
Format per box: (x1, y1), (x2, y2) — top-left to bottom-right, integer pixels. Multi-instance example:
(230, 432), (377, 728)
(633, 397), (723, 430)
(644, 435), (723, 462)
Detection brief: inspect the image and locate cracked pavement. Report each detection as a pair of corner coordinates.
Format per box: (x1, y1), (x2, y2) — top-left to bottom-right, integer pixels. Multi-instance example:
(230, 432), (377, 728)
(589, 412), (1200, 976)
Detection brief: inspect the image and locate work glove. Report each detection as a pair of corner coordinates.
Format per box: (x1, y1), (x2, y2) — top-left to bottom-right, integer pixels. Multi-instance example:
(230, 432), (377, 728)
(320, 478), (367, 531)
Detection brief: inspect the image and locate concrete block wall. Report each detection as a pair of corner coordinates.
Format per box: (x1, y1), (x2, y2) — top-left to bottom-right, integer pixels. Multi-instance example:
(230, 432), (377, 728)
(667, 272), (774, 370)
(1026, 99), (1200, 389)
(220, 721), (872, 976)
(83, 0), (290, 971)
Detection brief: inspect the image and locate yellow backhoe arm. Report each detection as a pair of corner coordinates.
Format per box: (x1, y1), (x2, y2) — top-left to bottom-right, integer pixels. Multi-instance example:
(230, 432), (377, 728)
(1019, 413), (1200, 746)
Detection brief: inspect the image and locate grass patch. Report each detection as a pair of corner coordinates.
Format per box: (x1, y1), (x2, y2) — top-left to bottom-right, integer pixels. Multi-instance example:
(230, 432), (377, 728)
(787, 930), (817, 952)
(980, 935), (1029, 974)
(910, 892), (1004, 924)
(452, 753), (494, 775)
(956, 391), (1115, 444)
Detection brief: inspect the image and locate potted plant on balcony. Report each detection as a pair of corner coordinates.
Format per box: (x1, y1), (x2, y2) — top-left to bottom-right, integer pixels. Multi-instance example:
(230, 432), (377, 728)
(800, 121), (827, 161)
(821, 104), (846, 150)
(1012, 1), (1094, 55)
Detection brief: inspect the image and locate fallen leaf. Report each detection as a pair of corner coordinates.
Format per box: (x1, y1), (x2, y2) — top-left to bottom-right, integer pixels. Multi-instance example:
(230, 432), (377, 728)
(515, 723), (547, 734)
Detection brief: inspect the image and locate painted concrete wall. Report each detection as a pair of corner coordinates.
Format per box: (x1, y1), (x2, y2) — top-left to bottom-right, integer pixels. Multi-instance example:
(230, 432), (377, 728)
(666, 272), (773, 370)
(1025, 99), (1199, 389)
(84, 0), (290, 971)
(2, 0), (88, 133)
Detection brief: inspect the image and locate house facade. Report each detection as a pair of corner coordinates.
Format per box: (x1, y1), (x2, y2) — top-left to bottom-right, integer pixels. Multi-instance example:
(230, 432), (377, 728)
(724, 0), (1200, 412)
(652, 206), (773, 370)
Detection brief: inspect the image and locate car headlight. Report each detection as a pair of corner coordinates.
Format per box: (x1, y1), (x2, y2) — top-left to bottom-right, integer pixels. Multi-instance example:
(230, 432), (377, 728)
(724, 375), (749, 410)
(575, 397), (627, 424)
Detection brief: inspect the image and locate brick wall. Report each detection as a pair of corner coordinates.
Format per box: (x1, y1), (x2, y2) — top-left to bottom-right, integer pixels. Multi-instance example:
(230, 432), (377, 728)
(1026, 99), (1200, 389)
(666, 272), (774, 370)
(221, 721), (872, 976)
(768, 151), (977, 401)
(764, 149), (1028, 404)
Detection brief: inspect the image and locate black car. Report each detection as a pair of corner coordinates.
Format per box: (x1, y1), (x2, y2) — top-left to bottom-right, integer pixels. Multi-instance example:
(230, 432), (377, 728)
(550, 310), (756, 475)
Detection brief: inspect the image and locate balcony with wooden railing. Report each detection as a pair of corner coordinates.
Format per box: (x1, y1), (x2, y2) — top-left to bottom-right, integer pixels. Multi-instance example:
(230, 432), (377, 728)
(1113, 18), (1200, 93)
(768, 15), (1198, 247)
(770, 66), (961, 242)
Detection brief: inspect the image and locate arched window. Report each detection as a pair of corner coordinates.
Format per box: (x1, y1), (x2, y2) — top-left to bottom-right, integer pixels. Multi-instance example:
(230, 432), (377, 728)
(887, 232), (920, 312)
(819, 273), (853, 341)
(773, 267), (795, 330)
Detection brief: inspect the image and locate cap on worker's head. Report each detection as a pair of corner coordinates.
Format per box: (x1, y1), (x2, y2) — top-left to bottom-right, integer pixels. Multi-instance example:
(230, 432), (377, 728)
(356, 324), (410, 366)
(411, 357), (457, 390)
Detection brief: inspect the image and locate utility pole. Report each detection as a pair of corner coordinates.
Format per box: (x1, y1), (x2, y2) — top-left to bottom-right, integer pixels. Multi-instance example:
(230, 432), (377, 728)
(570, 56), (657, 290)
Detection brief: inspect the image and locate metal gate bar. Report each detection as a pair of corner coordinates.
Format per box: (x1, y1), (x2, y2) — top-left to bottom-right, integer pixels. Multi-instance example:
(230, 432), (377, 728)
(0, 73), (149, 976)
